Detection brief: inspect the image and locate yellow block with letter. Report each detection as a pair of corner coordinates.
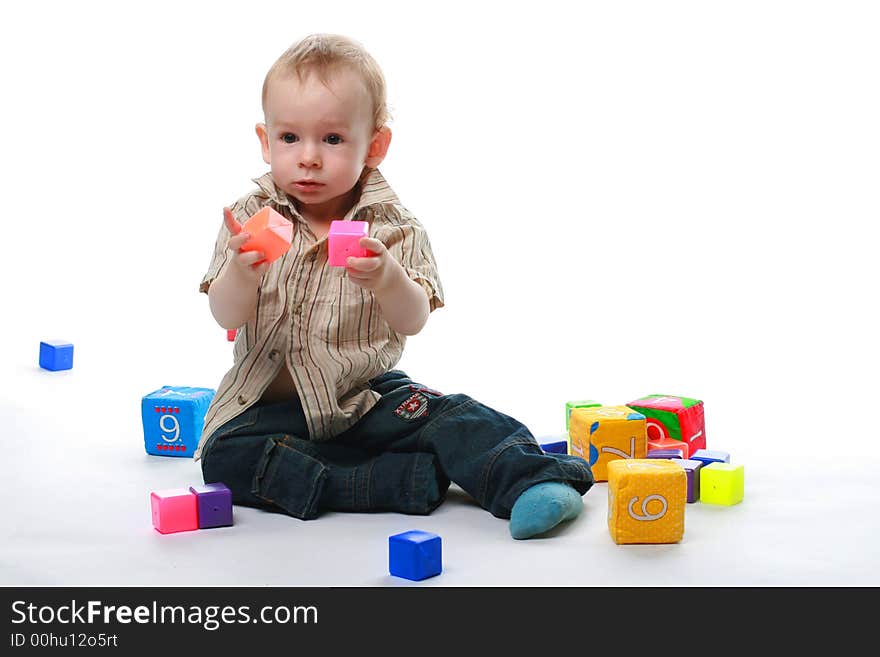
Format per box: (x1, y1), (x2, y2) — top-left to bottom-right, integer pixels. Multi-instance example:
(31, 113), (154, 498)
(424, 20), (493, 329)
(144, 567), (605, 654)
(569, 405), (647, 482)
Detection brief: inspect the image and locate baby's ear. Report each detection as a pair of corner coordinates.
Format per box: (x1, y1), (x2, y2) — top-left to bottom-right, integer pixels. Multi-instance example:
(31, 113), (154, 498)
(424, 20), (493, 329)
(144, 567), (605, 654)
(365, 126), (392, 168)
(255, 123), (271, 165)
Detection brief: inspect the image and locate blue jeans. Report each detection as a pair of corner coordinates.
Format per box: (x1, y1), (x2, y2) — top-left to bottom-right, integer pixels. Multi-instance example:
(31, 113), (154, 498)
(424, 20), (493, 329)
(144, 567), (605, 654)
(200, 370), (594, 519)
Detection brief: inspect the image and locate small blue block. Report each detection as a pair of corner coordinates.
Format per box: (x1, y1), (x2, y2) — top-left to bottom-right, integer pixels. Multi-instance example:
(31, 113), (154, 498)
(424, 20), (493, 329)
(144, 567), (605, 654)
(389, 530), (442, 581)
(39, 340), (74, 371)
(690, 449), (730, 467)
(540, 440), (568, 454)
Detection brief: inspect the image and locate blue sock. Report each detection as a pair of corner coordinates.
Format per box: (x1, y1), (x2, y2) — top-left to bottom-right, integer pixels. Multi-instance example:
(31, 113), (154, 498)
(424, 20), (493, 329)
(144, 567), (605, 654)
(509, 482), (582, 539)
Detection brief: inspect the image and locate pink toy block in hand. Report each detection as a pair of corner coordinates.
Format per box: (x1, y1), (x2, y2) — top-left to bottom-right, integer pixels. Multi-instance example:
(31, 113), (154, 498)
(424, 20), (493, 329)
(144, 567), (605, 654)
(150, 488), (198, 534)
(327, 220), (370, 266)
(240, 207), (293, 265)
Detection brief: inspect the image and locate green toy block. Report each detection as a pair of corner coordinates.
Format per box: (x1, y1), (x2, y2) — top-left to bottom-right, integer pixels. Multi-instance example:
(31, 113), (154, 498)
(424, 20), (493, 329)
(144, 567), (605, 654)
(565, 399), (601, 431)
(700, 463), (744, 505)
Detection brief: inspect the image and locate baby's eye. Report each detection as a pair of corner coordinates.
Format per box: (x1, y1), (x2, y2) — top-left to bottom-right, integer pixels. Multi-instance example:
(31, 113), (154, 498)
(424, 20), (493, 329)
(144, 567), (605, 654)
(281, 133), (298, 144)
(324, 134), (343, 145)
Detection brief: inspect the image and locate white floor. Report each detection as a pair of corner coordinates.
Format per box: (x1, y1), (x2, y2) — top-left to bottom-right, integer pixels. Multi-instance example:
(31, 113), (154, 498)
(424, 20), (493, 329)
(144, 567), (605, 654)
(3, 347), (878, 588)
(3, 0), (880, 589)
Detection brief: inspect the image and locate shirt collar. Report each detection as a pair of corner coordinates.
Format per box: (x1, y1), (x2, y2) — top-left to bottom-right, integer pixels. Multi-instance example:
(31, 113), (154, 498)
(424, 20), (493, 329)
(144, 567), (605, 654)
(251, 168), (400, 219)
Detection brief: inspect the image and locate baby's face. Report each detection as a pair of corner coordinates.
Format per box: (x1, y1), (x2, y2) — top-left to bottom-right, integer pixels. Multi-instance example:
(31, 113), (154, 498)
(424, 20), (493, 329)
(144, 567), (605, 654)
(259, 68), (376, 220)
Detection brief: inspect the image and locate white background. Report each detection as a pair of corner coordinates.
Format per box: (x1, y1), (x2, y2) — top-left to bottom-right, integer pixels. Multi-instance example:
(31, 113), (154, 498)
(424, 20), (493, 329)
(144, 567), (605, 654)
(1, 0), (878, 587)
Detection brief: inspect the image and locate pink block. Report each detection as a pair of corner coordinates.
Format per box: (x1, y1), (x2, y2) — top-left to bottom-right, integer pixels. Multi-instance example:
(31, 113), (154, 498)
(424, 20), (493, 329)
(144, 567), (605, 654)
(150, 488), (198, 534)
(328, 220), (370, 266)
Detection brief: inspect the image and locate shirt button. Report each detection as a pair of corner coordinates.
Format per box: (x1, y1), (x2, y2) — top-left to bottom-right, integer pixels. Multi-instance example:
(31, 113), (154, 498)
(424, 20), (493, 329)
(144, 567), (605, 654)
(237, 395), (247, 405)
(269, 350), (280, 361)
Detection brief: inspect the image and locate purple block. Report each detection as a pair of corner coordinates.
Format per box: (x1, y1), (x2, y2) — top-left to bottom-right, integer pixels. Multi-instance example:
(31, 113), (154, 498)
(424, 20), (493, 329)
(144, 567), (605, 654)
(647, 448), (685, 460)
(189, 482), (233, 529)
(690, 449), (730, 467)
(671, 458), (704, 503)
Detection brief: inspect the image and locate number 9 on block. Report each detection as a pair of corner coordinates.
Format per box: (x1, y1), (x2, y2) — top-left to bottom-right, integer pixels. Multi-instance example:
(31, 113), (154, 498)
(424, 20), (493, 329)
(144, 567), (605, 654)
(141, 386), (215, 457)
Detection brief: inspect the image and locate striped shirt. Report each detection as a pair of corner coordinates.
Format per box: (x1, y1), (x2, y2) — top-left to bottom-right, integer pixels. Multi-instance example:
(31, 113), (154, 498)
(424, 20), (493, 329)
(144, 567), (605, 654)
(194, 168), (444, 460)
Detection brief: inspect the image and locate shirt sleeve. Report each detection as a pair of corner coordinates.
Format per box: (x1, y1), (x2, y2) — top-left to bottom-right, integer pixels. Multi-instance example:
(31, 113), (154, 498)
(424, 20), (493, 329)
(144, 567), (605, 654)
(199, 195), (263, 294)
(373, 205), (445, 312)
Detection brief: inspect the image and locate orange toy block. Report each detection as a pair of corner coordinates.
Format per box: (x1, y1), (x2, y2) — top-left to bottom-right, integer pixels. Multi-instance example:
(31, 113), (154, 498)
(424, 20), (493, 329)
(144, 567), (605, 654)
(648, 436), (691, 459)
(569, 405), (647, 482)
(607, 459), (687, 545)
(240, 207), (293, 265)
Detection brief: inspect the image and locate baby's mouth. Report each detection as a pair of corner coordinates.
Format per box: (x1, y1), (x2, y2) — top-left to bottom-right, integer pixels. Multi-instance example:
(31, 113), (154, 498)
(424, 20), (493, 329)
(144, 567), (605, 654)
(293, 180), (324, 191)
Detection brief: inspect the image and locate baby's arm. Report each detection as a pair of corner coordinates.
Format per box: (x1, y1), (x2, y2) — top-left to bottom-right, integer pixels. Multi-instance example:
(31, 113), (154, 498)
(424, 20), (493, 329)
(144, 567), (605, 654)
(345, 237), (430, 336)
(207, 208), (270, 330)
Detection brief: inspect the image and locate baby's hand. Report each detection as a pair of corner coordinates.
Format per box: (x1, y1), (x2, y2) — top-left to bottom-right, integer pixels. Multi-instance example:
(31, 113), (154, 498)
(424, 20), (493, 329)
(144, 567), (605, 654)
(345, 237), (397, 292)
(223, 207), (269, 282)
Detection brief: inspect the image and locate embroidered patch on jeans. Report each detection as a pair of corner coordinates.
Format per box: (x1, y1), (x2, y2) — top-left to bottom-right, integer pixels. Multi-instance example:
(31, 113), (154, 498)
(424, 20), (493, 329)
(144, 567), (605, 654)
(395, 392), (429, 420)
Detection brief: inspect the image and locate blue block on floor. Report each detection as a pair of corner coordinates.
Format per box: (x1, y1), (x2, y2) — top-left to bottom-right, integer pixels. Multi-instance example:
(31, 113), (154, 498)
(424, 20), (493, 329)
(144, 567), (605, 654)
(39, 340), (74, 371)
(691, 449), (730, 467)
(540, 439), (568, 454)
(389, 530), (442, 581)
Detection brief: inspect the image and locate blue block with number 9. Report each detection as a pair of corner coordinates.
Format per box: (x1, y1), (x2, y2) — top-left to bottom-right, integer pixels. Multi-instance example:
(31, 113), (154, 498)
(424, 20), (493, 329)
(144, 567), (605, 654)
(141, 386), (215, 458)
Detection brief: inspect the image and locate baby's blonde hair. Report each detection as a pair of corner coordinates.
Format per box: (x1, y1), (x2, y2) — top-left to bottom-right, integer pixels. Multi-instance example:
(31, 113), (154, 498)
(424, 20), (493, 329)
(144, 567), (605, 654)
(262, 33), (390, 130)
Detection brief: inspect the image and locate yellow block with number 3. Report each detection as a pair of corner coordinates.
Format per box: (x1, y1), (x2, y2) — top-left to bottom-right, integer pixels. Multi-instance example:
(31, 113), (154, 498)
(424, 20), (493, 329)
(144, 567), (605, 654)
(607, 459), (687, 544)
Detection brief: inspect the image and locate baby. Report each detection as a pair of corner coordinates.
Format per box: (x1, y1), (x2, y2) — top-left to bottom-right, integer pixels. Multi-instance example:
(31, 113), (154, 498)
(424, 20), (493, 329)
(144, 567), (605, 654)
(196, 33), (593, 538)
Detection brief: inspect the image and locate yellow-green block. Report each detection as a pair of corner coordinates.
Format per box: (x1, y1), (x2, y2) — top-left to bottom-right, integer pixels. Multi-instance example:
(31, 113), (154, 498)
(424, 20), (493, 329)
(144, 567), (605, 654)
(700, 463), (744, 505)
(565, 399), (601, 431)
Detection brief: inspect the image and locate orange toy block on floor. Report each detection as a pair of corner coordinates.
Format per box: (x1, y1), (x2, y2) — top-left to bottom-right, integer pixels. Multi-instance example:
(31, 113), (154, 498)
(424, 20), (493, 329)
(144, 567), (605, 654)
(569, 405), (647, 482)
(648, 436), (692, 459)
(607, 459), (687, 545)
(240, 207), (293, 265)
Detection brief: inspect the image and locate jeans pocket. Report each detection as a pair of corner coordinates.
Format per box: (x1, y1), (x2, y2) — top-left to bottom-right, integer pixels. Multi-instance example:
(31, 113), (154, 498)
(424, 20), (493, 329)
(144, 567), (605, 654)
(251, 437), (327, 519)
(217, 406), (262, 438)
(199, 408), (261, 466)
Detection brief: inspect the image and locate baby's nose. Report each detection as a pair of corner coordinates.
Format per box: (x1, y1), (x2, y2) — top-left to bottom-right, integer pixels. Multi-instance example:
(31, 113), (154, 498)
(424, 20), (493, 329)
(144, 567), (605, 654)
(299, 143), (321, 167)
